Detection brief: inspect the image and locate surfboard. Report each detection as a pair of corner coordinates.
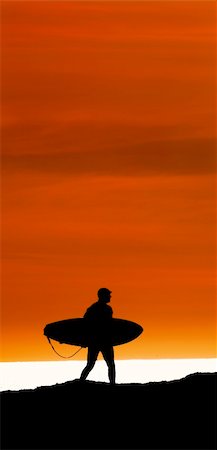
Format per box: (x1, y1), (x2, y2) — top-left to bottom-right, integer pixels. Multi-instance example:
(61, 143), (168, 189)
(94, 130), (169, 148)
(44, 318), (143, 347)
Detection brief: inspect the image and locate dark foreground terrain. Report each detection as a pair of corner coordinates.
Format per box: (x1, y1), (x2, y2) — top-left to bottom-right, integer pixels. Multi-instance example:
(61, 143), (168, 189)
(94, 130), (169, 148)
(1, 373), (216, 449)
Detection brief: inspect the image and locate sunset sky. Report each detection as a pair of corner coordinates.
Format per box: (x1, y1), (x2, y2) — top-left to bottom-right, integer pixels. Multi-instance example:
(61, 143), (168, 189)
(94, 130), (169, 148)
(1, 1), (216, 362)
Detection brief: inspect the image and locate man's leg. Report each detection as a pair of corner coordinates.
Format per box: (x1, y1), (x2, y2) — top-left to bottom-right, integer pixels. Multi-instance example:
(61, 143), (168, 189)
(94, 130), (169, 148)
(101, 346), (116, 384)
(80, 346), (99, 381)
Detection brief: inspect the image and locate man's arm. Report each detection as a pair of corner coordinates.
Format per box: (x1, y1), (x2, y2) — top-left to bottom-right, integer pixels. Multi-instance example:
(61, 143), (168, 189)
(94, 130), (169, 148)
(106, 305), (113, 318)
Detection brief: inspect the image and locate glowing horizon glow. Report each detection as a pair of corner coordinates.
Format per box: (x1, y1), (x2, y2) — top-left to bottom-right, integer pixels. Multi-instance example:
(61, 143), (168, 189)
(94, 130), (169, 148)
(1, 359), (216, 392)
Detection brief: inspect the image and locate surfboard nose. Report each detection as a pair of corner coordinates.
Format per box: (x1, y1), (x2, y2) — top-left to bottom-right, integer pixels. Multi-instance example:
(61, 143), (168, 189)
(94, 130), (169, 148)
(43, 324), (49, 336)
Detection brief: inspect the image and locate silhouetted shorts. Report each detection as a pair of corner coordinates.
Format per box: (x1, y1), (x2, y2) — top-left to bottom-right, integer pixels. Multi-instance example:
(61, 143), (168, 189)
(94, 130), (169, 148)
(87, 345), (114, 366)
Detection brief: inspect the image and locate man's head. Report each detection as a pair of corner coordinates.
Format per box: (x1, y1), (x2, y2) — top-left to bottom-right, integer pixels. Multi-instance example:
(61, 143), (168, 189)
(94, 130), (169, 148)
(97, 288), (112, 303)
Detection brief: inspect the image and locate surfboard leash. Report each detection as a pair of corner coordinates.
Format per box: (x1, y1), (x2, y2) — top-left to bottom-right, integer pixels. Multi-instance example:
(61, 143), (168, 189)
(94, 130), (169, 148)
(47, 337), (83, 359)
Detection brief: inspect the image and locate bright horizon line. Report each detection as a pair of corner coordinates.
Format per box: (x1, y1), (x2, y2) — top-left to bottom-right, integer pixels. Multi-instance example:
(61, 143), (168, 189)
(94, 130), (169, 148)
(1, 356), (217, 363)
(1, 358), (216, 392)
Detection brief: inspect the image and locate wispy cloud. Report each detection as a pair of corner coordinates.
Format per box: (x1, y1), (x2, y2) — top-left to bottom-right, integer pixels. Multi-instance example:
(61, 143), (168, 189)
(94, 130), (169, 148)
(3, 138), (216, 176)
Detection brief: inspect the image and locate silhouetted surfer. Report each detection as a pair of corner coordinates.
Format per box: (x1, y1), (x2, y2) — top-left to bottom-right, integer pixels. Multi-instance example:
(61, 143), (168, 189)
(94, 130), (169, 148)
(80, 288), (116, 384)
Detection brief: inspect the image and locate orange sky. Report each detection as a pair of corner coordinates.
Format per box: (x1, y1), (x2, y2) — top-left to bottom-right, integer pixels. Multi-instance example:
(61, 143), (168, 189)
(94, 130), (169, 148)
(1, 1), (216, 361)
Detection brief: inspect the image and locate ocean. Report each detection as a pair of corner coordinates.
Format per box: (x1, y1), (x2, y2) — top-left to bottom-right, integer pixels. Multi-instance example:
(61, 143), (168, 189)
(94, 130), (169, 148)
(1, 358), (216, 391)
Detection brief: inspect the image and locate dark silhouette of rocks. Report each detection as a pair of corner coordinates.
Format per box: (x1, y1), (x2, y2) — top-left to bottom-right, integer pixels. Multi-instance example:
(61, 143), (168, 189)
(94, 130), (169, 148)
(1, 372), (216, 449)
